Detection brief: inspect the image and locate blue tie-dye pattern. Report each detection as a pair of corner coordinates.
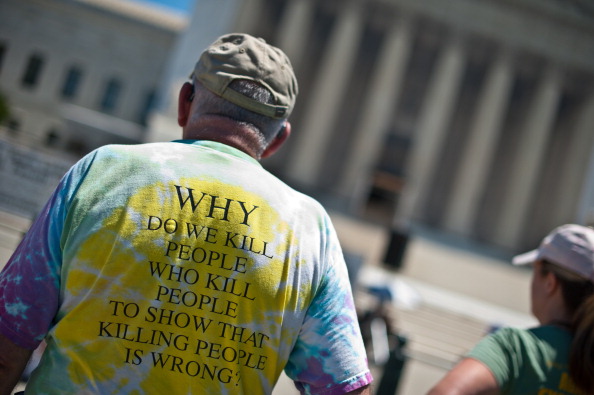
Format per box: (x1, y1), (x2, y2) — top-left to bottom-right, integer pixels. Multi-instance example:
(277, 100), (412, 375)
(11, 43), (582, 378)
(5, 298), (29, 317)
(0, 173), (69, 349)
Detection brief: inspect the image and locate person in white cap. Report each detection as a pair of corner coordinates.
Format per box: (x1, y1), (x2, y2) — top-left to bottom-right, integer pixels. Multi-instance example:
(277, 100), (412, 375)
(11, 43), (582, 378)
(428, 224), (594, 394)
(0, 33), (372, 395)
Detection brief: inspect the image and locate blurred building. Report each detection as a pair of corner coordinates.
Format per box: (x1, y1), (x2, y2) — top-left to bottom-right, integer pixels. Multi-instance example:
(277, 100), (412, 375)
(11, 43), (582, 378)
(0, 0), (185, 216)
(1, 0), (594, 253)
(0, 0), (185, 155)
(169, 0), (593, 253)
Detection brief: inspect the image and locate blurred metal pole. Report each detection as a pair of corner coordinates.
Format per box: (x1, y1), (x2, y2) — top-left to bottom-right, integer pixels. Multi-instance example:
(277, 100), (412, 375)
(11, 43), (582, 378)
(376, 334), (408, 395)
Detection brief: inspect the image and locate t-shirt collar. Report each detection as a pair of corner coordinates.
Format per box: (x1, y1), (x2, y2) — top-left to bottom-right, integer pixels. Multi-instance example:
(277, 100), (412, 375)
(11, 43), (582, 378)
(172, 140), (261, 166)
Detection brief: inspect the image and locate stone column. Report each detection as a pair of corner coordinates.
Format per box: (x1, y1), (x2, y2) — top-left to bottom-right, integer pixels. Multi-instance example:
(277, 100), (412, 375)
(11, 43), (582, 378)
(287, 0), (364, 187)
(393, 34), (467, 227)
(570, 93), (594, 225)
(444, 50), (514, 235)
(233, 0), (265, 33)
(277, 0), (315, 71)
(340, 16), (414, 209)
(577, 144), (594, 226)
(495, 66), (561, 248)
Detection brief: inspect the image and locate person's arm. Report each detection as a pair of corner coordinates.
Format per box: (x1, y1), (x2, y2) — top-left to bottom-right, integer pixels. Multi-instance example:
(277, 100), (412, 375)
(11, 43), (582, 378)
(0, 333), (32, 395)
(284, 213), (373, 394)
(427, 358), (499, 395)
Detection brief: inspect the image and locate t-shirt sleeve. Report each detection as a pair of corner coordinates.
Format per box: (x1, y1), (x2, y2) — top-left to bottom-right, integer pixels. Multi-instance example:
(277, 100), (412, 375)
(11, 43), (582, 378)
(0, 187), (65, 349)
(283, 221), (372, 394)
(0, 157), (89, 350)
(466, 327), (521, 392)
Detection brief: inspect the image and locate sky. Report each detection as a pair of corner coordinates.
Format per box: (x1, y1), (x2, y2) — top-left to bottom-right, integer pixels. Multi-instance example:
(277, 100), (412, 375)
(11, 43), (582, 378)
(131, 0), (194, 13)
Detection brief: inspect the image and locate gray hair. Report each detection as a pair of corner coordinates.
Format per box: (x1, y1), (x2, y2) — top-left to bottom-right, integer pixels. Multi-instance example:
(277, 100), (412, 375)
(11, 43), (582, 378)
(192, 78), (286, 145)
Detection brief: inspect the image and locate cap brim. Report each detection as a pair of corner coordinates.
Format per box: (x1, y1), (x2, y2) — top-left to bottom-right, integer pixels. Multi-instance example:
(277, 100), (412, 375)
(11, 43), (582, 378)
(512, 250), (539, 265)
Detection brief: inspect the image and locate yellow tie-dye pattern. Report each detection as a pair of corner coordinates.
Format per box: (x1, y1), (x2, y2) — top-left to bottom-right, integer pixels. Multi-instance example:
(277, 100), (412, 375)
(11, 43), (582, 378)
(51, 177), (313, 393)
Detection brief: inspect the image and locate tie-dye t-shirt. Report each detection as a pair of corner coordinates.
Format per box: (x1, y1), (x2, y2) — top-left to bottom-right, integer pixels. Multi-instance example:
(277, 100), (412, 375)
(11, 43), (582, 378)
(0, 140), (371, 394)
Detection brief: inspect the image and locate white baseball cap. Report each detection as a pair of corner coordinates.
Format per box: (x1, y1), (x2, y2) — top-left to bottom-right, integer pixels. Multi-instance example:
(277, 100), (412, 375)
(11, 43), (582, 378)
(512, 224), (594, 282)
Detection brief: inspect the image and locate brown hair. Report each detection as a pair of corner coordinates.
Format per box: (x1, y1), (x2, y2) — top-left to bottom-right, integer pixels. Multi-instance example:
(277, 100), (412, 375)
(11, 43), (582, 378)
(542, 260), (594, 393)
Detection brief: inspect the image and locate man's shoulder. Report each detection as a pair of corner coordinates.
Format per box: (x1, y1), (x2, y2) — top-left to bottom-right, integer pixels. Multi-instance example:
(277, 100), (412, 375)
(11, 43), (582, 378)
(527, 325), (572, 347)
(80, 142), (176, 164)
(490, 326), (541, 343)
(488, 325), (571, 351)
(96, 142), (170, 154)
(275, 181), (329, 216)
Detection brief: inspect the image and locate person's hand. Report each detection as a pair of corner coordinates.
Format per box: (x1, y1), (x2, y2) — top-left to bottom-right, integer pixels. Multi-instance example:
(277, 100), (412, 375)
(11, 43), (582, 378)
(0, 333), (33, 395)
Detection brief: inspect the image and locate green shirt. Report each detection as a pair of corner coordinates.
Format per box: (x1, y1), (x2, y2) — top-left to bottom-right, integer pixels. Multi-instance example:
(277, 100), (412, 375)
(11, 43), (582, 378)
(468, 326), (585, 395)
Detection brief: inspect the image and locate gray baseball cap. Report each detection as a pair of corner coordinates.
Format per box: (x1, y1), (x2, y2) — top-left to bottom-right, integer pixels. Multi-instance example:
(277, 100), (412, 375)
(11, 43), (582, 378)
(513, 224), (594, 282)
(191, 33), (298, 119)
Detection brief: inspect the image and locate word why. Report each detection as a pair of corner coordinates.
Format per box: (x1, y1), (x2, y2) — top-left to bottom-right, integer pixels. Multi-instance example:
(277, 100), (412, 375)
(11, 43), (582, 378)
(175, 185), (258, 227)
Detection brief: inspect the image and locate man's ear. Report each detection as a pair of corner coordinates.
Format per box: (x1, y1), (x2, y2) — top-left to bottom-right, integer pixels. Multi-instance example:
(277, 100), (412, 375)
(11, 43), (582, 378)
(178, 82), (194, 127)
(262, 122), (291, 158)
(545, 271), (559, 295)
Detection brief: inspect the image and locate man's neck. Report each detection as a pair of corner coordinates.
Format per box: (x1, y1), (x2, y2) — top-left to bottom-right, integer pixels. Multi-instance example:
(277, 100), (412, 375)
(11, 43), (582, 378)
(183, 115), (263, 159)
